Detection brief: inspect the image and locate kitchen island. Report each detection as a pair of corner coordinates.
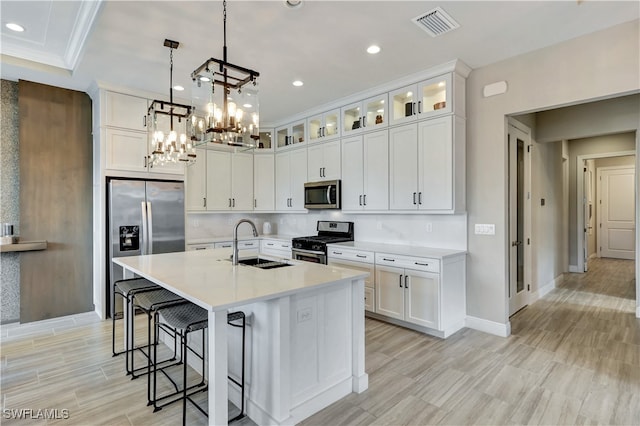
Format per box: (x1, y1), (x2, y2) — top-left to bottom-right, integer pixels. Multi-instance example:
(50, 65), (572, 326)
(113, 248), (368, 425)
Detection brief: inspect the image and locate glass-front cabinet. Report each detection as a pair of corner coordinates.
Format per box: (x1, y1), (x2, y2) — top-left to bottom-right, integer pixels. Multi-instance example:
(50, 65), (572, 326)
(308, 109), (340, 143)
(341, 93), (388, 136)
(389, 74), (452, 125)
(276, 120), (306, 149)
(255, 129), (274, 151)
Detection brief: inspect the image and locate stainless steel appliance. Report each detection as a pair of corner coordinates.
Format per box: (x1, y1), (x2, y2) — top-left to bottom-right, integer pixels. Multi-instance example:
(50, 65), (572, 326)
(292, 221), (354, 264)
(304, 180), (341, 209)
(107, 178), (185, 317)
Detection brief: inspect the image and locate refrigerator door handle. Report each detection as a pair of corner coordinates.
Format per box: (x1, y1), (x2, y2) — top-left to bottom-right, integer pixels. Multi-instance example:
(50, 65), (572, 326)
(140, 201), (148, 255)
(146, 201), (153, 254)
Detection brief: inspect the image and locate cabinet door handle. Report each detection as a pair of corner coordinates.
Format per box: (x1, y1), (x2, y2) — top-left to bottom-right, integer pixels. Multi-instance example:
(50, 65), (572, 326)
(144, 156), (148, 168)
(267, 243), (274, 246)
(363, 194), (367, 206)
(143, 115), (147, 127)
(414, 262), (429, 266)
(362, 116), (367, 128)
(332, 251), (342, 255)
(229, 198), (232, 208)
(399, 274), (403, 288)
(359, 195), (363, 206)
(413, 192), (417, 205)
(254, 199), (257, 208)
(418, 192), (422, 205)
(232, 198), (235, 207)
(418, 101), (422, 114)
(405, 275), (409, 288)
(203, 198), (207, 208)
(413, 102), (417, 116)
(383, 258), (395, 262)
(356, 254), (367, 258)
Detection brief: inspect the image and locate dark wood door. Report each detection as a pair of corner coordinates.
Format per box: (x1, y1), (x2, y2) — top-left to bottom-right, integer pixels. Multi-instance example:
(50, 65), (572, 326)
(19, 80), (93, 322)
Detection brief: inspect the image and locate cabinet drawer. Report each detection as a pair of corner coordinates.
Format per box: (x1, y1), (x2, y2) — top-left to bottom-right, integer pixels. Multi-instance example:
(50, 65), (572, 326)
(375, 253), (439, 273)
(261, 239), (292, 251)
(187, 243), (215, 251)
(327, 248), (374, 264)
(214, 241), (232, 249)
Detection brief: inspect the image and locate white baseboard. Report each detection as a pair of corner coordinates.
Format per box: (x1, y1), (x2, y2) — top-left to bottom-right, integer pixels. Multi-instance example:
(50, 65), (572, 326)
(465, 316), (510, 337)
(530, 274), (563, 302)
(569, 264), (579, 273)
(636, 306), (640, 318)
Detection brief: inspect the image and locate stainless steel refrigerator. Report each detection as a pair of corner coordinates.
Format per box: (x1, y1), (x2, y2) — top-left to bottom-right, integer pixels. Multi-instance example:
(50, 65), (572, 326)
(107, 178), (185, 317)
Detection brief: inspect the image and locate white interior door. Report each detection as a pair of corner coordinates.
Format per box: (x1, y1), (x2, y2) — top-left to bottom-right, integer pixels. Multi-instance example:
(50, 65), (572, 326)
(508, 123), (530, 316)
(599, 166), (636, 260)
(583, 161), (589, 271)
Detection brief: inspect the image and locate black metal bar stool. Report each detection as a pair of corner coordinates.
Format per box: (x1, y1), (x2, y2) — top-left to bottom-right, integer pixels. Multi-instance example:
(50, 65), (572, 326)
(112, 278), (159, 359)
(151, 304), (247, 425)
(129, 288), (187, 391)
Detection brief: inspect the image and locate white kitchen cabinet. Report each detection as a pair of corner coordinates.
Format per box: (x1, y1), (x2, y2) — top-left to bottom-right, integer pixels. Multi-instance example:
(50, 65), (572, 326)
(328, 248), (375, 312)
(254, 129), (274, 152)
(103, 90), (184, 176)
(276, 120), (306, 149)
(186, 148), (207, 210)
(341, 130), (388, 211)
(375, 254), (440, 329)
(206, 151), (253, 211)
(260, 239), (292, 258)
(254, 154), (275, 211)
(341, 93), (388, 137)
(105, 91), (148, 131)
(307, 140), (340, 181)
(186, 243), (216, 251)
(389, 115), (464, 212)
(389, 74), (453, 126)
(275, 147), (307, 211)
(308, 109), (340, 143)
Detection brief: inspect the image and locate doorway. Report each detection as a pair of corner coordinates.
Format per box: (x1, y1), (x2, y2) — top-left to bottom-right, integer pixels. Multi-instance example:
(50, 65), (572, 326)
(508, 120), (531, 316)
(597, 165), (636, 260)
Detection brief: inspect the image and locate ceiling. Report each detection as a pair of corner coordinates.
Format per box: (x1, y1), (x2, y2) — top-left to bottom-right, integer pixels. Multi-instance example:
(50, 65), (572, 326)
(1, 1), (639, 125)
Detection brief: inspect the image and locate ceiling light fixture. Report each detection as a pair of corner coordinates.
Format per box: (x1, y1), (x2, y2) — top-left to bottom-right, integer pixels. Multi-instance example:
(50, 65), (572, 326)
(173, 85), (185, 91)
(148, 39), (195, 166)
(292, 80), (304, 87)
(6, 23), (24, 32)
(190, 0), (260, 148)
(366, 45), (381, 54)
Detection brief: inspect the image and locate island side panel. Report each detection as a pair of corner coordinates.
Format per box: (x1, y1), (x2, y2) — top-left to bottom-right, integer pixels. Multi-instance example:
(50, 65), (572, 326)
(208, 309), (229, 426)
(351, 277), (368, 393)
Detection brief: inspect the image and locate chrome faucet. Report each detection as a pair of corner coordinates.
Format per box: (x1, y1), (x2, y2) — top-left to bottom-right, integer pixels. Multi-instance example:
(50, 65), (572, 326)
(232, 219), (259, 265)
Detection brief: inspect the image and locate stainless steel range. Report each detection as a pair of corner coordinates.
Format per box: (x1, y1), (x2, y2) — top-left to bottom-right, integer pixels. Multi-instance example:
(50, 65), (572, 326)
(292, 221), (354, 264)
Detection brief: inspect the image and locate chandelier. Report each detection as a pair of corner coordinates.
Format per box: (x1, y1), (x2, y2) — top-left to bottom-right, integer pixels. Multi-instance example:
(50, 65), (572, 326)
(190, 0), (260, 148)
(148, 39), (195, 166)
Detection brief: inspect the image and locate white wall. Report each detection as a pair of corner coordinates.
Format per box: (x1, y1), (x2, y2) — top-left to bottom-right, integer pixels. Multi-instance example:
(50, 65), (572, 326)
(466, 19), (639, 326)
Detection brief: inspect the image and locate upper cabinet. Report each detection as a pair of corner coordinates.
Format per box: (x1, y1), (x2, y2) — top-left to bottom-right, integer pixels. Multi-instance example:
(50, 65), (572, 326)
(254, 129), (274, 152)
(206, 151), (254, 211)
(276, 120), (306, 149)
(307, 139), (340, 181)
(341, 93), (388, 137)
(102, 90), (184, 176)
(308, 109), (340, 143)
(275, 147), (307, 211)
(105, 92), (148, 131)
(254, 153), (275, 211)
(389, 74), (455, 126)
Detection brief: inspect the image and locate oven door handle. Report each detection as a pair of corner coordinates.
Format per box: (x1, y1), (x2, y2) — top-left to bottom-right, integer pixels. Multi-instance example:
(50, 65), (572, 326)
(292, 247), (325, 256)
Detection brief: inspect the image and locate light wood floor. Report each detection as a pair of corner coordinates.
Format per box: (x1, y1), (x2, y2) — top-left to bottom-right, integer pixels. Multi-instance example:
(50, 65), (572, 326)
(2, 258), (638, 425)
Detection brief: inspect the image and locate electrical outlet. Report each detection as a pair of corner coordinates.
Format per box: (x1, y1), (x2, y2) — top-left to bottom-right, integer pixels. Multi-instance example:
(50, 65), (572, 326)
(297, 307), (312, 323)
(425, 222), (432, 232)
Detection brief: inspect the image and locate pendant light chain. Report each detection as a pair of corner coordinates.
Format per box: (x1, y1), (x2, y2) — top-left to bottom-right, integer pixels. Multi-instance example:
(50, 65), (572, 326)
(169, 46), (174, 131)
(223, 0), (228, 62)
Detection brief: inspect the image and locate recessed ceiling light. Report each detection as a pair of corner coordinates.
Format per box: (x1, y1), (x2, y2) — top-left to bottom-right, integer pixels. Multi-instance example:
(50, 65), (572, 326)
(284, 0), (303, 9)
(292, 80), (304, 87)
(199, 76), (211, 82)
(173, 85), (184, 91)
(366, 45), (381, 55)
(6, 23), (25, 32)
(243, 103), (252, 108)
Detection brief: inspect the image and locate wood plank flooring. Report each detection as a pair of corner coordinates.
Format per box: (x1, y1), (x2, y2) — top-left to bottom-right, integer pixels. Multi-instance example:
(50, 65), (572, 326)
(2, 258), (637, 425)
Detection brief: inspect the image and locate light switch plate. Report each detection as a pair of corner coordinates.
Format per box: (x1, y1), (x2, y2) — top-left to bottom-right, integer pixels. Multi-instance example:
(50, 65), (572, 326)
(475, 224), (496, 235)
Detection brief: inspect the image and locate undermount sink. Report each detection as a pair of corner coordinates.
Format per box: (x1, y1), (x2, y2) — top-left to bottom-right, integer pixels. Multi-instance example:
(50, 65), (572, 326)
(236, 257), (293, 270)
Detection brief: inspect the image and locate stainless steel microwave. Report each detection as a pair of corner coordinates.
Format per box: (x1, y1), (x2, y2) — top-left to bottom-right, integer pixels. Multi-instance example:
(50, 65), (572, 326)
(304, 180), (341, 209)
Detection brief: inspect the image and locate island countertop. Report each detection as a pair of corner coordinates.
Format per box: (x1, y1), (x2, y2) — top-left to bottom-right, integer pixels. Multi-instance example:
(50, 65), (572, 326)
(113, 248), (369, 312)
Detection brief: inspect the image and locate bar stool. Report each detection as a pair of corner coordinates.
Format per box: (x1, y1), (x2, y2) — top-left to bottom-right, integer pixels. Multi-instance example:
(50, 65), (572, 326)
(111, 278), (159, 358)
(129, 288), (187, 389)
(151, 304), (247, 425)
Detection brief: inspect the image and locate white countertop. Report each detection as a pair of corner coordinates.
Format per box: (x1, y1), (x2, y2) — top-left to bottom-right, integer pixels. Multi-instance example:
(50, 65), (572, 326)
(327, 241), (466, 259)
(187, 234), (294, 245)
(113, 248), (367, 311)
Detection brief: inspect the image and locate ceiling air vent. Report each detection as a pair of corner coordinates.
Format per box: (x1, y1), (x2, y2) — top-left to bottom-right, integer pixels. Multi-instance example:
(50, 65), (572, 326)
(412, 7), (460, 37)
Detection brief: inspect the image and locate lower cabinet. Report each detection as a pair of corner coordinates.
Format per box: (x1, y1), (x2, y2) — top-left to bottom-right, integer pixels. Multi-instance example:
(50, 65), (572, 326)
(327, 248), (375, 312)
(260, 239), (292, 258)
(375, 265), (439, 329)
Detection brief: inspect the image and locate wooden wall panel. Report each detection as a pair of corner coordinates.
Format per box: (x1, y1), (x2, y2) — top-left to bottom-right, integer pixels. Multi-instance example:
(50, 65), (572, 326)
(19, 80), (93, 322)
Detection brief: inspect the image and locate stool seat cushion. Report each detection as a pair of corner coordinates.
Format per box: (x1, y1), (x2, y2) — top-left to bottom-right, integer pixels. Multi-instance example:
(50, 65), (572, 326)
(158, 303), (208, 332)
(134, 289), (184, 311)
(115, 278), (158, 294)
